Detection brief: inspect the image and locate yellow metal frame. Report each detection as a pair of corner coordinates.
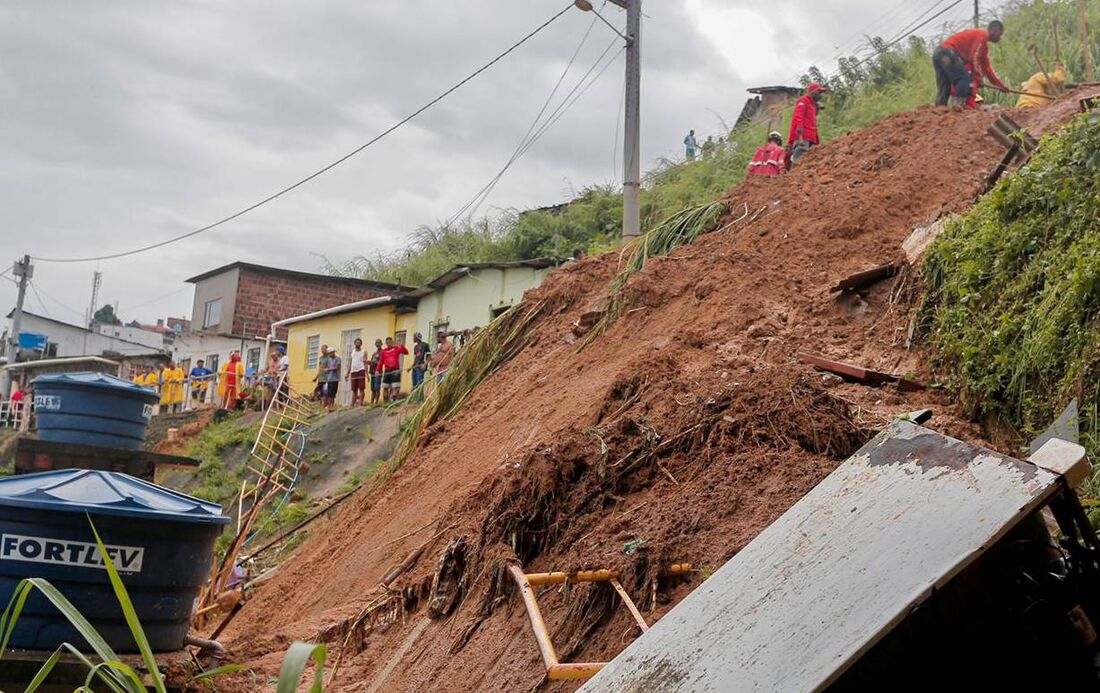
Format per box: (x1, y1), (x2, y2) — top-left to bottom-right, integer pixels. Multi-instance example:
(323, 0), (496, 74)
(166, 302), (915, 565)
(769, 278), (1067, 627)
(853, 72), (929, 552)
(507, 563), (691, 681)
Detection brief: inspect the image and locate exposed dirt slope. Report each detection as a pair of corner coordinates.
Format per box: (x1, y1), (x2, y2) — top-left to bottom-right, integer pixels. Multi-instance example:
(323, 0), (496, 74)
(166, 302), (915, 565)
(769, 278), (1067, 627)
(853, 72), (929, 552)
(221, 94), (1087, 691)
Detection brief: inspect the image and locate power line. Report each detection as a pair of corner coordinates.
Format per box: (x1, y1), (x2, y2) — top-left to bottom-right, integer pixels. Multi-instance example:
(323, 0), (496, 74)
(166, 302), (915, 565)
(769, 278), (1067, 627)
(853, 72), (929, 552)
(27, 282), (51, 318)
(32, 3), (577, 265)
(28, 281), (86, 319)
(446, 5), (605, 225)
(447, 36), (622, 226)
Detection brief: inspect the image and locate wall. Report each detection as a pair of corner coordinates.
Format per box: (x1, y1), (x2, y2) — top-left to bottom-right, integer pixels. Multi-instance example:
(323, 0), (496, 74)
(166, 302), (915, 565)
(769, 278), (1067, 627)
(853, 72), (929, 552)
(171, 331), (267, 378)
(96, 324), (165, 349)
(190, 266), (240, 335)
(17, 314), (162, 360)
(285, 305), (408, 397)
(415, 265), (554, 341)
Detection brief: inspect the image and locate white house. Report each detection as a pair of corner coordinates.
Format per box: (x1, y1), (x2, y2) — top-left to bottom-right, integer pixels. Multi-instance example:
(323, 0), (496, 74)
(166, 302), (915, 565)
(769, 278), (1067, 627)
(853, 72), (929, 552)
(2, 312), (165, 380)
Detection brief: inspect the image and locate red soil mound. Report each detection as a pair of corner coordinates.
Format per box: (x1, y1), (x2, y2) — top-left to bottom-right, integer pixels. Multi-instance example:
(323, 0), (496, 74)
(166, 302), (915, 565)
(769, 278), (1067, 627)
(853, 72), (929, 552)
(219, 95), (1086, 691)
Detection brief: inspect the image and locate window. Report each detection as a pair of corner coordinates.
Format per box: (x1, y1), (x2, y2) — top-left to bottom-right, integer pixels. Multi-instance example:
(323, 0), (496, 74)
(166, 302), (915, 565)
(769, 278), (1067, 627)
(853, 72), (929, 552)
(431, 321), (449, 344)
(306, 335), (320, 369)
(247, 347), (261, 373)
(202, 298), (222, 329)
(490, 304), (511, 319)
(207, 354), (219, 373)
(393, 330), (407, 370)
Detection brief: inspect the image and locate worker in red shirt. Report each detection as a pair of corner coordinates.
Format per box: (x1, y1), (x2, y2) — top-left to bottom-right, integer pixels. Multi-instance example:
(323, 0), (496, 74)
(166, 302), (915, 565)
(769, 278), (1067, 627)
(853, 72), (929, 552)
(934, 21), (1008, 107)
(378, 336), (409, 403)
(747, 132), (785, 177)
(787, 83), (828, 168)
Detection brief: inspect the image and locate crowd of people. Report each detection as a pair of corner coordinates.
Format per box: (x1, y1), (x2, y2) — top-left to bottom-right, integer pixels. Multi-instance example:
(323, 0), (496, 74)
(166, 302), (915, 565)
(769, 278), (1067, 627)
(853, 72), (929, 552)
(128, 347), (289, 414)
(312, 331), (455, 412)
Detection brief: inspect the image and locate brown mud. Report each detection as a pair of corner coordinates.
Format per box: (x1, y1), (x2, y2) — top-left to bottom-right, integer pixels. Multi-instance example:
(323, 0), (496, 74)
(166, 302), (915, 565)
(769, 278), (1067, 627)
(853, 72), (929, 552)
(216, 94), (1088, 691)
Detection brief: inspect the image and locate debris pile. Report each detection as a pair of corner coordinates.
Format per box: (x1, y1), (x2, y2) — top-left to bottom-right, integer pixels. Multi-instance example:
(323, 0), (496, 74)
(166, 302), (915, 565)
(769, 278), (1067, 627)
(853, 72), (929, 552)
(221, 93), (1088, 691)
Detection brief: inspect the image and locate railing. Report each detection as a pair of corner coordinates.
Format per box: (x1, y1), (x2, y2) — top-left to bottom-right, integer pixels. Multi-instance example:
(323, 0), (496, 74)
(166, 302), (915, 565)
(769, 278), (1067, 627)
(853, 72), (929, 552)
(0, 401), (29, 431)
(135, 371), (288, 415)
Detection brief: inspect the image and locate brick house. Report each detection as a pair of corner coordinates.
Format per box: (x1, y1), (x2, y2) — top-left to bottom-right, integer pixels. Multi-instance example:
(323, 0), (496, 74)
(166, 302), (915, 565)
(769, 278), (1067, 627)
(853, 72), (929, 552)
(175, 262), (411, 376)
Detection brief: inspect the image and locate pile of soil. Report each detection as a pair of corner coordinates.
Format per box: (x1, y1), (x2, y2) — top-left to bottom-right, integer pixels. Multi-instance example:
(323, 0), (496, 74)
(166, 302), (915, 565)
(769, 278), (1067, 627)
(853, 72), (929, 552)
(218, 94), (1088, 691)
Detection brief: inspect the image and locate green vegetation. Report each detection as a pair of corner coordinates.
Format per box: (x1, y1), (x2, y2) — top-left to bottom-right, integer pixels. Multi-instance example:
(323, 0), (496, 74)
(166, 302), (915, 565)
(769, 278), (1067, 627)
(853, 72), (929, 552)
(919, 111), (1100, 486)
(185, 414), (261, 504)
(0, 517), (327, 691)
(328, 1), (1098, 287)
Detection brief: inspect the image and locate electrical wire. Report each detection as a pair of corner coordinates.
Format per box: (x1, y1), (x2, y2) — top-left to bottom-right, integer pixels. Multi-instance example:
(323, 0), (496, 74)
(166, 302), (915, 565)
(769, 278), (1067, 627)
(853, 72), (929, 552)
(832, 0), (967, 79)
(28, 281), (86, 319)
(447, 36), (622, 226)
(445, 5), (605, 225)
(31, 3), (577, 264)
(27, 282), (52, 318)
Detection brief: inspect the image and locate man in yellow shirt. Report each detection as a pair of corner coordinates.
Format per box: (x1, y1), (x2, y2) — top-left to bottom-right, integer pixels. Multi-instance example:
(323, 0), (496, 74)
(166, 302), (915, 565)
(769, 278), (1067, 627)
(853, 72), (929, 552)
(1017, 62), (1066, 108)
(162, 361), (185, 412)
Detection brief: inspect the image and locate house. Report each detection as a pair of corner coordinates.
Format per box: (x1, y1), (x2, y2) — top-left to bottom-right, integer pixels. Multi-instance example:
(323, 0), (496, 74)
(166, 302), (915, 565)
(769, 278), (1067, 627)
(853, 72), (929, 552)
(3, 356), (123, 392)
(735, 85), (803, 132)
(275, 296), (418, 403)
(413, 259), (562, 344)
(175, 262), (413, 378)
(1, 312), (165, 380)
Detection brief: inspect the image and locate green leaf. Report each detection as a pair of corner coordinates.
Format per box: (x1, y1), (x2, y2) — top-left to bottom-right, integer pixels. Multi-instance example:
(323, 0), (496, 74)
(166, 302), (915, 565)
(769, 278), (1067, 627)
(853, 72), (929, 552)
(192, 663), (250, 681)
(87, 514), (168, 693)
(23, 646), (63, 693)
(275, 641), (328, 693)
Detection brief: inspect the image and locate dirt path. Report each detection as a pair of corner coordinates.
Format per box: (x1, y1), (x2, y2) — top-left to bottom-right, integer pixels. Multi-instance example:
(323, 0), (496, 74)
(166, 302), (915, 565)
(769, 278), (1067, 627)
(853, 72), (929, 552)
(220, 94), (1087, 691)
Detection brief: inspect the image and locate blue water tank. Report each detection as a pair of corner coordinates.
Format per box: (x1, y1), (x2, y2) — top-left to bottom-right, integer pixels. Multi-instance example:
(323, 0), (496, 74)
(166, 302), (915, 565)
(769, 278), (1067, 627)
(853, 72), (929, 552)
(0, 470), (230, 652)
(32, 372), (159, 450)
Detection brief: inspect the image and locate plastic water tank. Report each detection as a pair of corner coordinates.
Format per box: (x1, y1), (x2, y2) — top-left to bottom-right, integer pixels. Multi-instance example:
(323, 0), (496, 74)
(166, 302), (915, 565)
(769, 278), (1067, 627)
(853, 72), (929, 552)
(0, 469), (230, 652)
(31, 372), (159, 450)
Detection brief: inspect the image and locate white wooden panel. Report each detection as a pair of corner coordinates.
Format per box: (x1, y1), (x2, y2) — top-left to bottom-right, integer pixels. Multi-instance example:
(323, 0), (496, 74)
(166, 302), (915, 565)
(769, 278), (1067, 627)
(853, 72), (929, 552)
(582, 420), (1062, 693)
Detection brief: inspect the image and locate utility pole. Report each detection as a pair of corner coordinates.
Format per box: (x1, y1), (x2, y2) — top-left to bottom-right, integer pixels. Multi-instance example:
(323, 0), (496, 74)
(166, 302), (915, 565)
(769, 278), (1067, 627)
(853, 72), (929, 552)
(973, 0), (979, 28)
(622, 0), (641, 240)
(3, 255), (33, 399)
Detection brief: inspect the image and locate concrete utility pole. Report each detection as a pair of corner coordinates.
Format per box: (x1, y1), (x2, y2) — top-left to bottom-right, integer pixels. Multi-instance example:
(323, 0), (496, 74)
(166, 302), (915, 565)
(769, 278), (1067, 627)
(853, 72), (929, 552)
(3, 255), (33, 398)
(973, 1), (979, 28)
(622, 0), (641, 240)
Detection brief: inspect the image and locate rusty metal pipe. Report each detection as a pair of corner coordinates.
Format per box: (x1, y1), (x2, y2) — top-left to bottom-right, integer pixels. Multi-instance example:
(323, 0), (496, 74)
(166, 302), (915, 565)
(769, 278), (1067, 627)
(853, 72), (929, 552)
(507, 564), (605, 681)
(525, 569), (618, 586)
(507, 564), (561, 669)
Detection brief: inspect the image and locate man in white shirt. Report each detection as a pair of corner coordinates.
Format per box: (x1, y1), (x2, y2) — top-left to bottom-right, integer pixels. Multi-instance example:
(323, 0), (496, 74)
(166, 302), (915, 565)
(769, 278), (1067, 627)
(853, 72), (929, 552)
(346, 338), (367, 406)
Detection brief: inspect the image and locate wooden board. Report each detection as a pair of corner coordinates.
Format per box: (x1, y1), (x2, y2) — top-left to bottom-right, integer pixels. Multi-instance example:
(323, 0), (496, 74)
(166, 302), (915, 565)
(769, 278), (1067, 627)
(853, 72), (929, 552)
(14, 437), (199, 482)
(828, 263), (897, 293)
(797, 353), (924, 391)
(581, 421), (1062, 693)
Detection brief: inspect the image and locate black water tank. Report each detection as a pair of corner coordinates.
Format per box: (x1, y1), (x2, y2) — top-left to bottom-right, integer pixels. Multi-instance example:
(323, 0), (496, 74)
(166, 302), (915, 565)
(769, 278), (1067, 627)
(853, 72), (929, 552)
(0, 469), (229, 652)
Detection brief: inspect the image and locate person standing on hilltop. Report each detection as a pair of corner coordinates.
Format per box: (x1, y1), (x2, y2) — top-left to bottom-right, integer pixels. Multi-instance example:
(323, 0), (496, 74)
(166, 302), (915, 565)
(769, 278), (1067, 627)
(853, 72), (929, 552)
(934, 21), (1008, 107)
(684, 130), (698, 160)
(787, 83), (828, 168)
(433, 333), (455, 384)
(379, 336), (408, 403)
(346, 337), (367, 407)
(369, 338), (384, 405)
(748, 132), (785, 177)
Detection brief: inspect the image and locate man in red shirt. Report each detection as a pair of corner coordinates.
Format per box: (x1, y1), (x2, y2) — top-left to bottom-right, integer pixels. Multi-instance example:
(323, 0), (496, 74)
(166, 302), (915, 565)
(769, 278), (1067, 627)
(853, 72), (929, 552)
(747, 132), (785, 177)
(787, 83), (827, 168)
(934, 21), (1007, 107)
(378, 336), (409, 403)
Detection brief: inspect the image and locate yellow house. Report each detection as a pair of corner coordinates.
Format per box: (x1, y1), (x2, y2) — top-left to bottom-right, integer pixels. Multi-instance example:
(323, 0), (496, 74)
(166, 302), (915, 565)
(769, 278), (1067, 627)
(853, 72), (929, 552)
(275, 296), (418, 403)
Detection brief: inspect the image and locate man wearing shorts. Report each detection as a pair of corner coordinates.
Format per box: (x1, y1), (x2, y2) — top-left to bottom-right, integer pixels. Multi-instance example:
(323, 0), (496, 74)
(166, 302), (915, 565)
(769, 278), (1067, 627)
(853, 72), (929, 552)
(319, 347), (341, 411)
(378, 336), (408, 403)
(346, 338), (367, 406)
(369, 339), (383, 405)
(433, 333), (454, 383)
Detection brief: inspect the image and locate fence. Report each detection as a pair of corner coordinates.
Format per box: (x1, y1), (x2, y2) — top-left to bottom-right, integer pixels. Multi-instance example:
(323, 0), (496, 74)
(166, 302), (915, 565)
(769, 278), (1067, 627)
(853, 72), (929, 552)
(0, 400), (28, 432)
(136, 370), (287, 415)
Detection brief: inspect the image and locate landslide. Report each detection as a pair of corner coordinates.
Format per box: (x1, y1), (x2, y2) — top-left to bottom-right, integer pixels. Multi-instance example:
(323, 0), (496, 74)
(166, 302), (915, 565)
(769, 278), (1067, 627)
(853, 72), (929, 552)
(221, 94), (1088, 691)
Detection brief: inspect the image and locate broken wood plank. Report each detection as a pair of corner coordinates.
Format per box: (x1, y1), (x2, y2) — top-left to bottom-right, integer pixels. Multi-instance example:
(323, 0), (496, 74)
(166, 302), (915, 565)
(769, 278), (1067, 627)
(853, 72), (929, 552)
(829, 264), (897, 293)
(797, 353), (925, 391)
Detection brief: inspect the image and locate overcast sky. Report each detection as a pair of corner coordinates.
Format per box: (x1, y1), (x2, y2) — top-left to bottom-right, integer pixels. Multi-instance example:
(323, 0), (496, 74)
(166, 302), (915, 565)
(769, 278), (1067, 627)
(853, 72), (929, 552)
(0, 0), (979, 329)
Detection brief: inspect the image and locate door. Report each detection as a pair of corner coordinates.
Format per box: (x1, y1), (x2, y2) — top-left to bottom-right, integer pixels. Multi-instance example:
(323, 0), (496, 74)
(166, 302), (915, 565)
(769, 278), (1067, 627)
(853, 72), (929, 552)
(340, 329), (361, 406)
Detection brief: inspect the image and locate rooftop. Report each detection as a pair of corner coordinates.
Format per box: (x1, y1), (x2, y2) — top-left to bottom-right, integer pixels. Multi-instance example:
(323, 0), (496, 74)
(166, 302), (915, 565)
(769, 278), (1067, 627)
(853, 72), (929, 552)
(184, 261), (416, 292)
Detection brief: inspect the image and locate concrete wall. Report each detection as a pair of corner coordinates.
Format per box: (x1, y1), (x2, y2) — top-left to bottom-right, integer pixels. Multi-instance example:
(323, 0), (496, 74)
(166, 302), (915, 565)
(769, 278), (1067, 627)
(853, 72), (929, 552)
(171, 331), (267, 378)
(17, 314), (161, 359)
(415, 265), (553, 340)
(190, 266), (240, 335)
(96, 324), (165, 349)
(285, 305), (414, 398)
